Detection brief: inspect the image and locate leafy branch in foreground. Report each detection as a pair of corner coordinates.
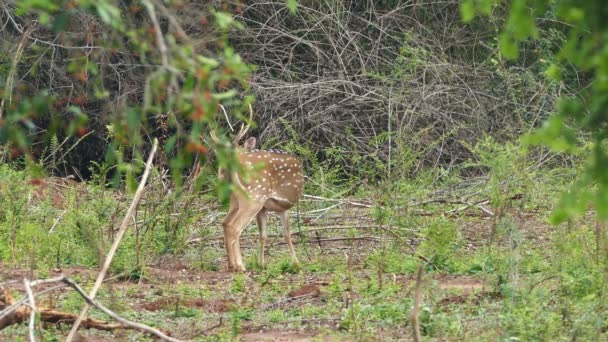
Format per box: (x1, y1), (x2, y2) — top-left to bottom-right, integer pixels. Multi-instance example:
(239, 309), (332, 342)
(0, 0), (252, 198)
(462, 0), (608, 222)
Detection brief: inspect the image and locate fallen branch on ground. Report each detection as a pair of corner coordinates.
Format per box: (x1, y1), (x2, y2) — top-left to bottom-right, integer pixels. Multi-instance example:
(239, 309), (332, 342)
(411, 265), (424, 342)
(302, 194), (373, 208)
(67, 138), (159, 340)
(0, 278), (177, 339)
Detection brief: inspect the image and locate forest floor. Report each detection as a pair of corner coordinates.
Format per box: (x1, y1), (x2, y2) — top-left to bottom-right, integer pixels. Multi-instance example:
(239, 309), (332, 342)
(0, 203), (562, 341)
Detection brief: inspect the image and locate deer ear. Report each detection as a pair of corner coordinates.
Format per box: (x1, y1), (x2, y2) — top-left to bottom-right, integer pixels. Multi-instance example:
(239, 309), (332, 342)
(243, 137), (257, 150)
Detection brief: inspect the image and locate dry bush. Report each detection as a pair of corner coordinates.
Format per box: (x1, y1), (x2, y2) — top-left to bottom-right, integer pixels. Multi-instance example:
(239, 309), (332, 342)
(232, 0), (569, 176)
(0, 0), (573, 178)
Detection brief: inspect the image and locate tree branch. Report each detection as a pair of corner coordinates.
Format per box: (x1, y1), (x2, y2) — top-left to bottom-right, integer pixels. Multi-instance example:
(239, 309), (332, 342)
(66, 138), (158, 341)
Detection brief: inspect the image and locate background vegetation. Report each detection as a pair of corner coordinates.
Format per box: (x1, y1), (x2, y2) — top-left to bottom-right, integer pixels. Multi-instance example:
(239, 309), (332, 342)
(0, 0), (606, 340)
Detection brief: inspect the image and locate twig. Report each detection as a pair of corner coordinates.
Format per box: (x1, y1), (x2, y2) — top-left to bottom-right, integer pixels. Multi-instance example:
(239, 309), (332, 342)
(219, 104), (234, 132)
(411, 265), (423, 342)
(0, 276), (179, 339)
(476, 204), (495, 217)
(0, 283), (66, 326)
(304, 203), (340, 215)
(56, 130), (96, 166)
(200, 317), (223, 335)
(0, 26), (33, 119)
(275, 236), (383, 244)
(23, 279), (36, 342)
(61, 277), (181, 342)
(142, 0), (169, 69)
(66, 138), (158, 341)
(48, 209), (68, 233)
(0, 280), (20, 287)
(291, 225), (427, 261)
(150, 0), (190, 42)
(289, 225), (416, 234)
(302, 194), (373, 208)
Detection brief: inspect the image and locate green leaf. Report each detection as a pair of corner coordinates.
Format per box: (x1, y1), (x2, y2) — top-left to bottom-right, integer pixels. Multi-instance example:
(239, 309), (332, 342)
(214, 11), (235, 30)
(106, 124), (115, 138)
(478, 0), (493, 15)
(126, 168), (137, 192)
(96, 4), (112, 24)
(197, 55), (220, 68)
(53, 12), (69, 33)
(95, 2), (122, 28)
(544, 64), (561, 82)
(39, 12), (50, 25)
(127, 108), (140, 132)
(217, 180), (232, 207)
(165, 135), (177, 153)
(460, 0), (475, 23)
(182, 75), (196, 92)
(212, 90), (238, 100)
(286, 0), (298, 14)
(499, 33), (518, 60)
(17, 0), (59, 13)
(522, 114), (580, 155)
(550, 177), (591, 224)
(564, 7), (585, 23)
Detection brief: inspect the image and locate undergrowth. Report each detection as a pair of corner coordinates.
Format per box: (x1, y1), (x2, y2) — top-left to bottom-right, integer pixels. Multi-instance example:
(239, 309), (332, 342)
(0, 137), (606, 340)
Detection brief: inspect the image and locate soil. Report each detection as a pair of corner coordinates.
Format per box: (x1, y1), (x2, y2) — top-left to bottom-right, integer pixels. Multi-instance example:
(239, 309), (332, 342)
(137, 297), (236, 313)
(0, 208), (557, 340)
(241, 330), (346, 342)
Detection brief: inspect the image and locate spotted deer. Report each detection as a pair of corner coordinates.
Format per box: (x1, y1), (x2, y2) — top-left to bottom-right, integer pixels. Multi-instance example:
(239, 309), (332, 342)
(213, 107), (304, 272)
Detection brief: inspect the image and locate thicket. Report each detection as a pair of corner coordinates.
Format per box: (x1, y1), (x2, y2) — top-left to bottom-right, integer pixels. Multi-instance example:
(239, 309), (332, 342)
(0, 0), (582, 182)
(1, 1), (608, 340)
(236, 1), (582, 177)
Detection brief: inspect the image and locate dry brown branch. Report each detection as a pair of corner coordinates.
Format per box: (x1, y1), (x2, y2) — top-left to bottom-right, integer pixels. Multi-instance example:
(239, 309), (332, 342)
(61, 277), (180, 341)
(39, 310), (128, 331)
(302, 194), (373, 208)
(143, 0), (169, 69)
(66, 138), (158, 341)
(445, 199), (494, 217)
(411, 265), (423, 342)
(0, 277), (179, 340)
(0, 286), (26, 329)
(290, 225), (428, 261)
(277, 236), (384, 244)
(0, 287), (130, 332)
(0, 0), (572, 177)
(226, 0), (565, 174)
(0, 25), (33, 119)
(23, 279), (36, 341)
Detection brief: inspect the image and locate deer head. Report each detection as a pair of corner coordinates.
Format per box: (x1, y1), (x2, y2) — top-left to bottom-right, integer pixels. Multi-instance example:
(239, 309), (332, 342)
(213, 106), (304, 272)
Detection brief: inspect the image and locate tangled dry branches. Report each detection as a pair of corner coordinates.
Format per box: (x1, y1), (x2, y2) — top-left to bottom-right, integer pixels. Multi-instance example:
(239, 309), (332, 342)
(231, 0), (567, 175)
(0, 0), (575, 177)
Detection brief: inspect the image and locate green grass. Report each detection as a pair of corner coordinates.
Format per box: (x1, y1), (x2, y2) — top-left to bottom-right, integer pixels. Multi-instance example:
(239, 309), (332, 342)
(0, 145), (607, 341)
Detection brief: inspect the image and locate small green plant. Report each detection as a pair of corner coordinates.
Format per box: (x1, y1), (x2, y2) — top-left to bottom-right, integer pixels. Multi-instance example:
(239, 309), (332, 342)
(230, 274), (247, 294)
(464, 136), (534, 209)
(229, 307), (253, 337)
(265, 309), (286, 323)
(365, 249), (418, 275)
(174, 307), (198, 318)
(418, 217), (461, 271)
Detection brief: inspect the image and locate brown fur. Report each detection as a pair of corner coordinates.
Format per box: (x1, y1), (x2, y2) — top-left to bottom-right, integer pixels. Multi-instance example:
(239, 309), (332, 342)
(222, 141), (304, 272)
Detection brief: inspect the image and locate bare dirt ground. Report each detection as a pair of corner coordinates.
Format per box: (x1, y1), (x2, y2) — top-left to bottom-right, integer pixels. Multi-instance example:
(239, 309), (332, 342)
(0, 208), (555, 341)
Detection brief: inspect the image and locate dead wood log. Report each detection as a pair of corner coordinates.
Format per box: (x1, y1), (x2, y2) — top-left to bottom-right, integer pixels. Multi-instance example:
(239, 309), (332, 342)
(0, 287), (129, 332)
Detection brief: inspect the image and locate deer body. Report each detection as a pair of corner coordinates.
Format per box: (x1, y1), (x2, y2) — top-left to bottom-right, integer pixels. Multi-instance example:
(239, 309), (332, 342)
(222, 137), (304, 272)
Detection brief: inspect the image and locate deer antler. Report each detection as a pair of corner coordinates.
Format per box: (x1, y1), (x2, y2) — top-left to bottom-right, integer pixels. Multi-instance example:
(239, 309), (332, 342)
(209, 104), (253, 146)
(209, 129), (220, 145)
(232, 104), (253, 145)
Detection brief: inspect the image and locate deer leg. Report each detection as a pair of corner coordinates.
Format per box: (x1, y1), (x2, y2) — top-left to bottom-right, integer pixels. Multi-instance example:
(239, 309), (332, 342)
(256, 208), (268, 268)
(226, 201), (264, 272)
(222, 200), (240, 271)
(278, 211), (299, 265)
